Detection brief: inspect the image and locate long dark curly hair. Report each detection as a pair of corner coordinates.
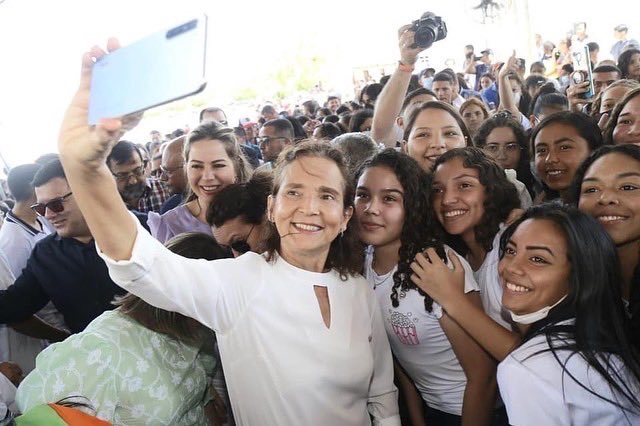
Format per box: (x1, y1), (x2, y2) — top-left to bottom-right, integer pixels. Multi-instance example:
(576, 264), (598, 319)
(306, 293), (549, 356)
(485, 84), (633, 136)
(355, 149), (446, 312)
(432, 147), (521, 255)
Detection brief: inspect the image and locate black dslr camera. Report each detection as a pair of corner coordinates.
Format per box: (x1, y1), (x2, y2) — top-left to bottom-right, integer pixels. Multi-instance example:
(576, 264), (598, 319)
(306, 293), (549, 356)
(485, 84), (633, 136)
(411, 12), (447, 49)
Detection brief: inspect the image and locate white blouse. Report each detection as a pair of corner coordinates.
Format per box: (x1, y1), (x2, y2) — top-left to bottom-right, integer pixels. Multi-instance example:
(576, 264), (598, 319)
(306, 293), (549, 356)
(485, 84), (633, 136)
(98, 218), (400, 426)
(498, 328), (640, 425)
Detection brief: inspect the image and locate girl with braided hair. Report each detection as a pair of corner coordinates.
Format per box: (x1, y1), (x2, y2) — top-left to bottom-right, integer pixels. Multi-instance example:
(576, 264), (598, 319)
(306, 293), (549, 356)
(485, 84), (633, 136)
(354, 148), (496, 425)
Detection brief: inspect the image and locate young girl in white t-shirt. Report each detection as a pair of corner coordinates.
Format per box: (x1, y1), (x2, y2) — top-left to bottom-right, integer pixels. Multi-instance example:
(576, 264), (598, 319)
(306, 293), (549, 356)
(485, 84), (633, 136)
(354, 149), (496, 425)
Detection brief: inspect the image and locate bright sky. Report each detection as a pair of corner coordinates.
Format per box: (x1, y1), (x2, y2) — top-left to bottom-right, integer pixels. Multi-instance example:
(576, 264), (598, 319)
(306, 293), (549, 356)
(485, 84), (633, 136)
(0, 0), (631, 174)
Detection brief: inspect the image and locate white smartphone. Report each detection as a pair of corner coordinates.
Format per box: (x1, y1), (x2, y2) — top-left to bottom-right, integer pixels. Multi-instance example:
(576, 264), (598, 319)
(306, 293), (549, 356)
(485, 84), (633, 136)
(88, 15), (208, 125)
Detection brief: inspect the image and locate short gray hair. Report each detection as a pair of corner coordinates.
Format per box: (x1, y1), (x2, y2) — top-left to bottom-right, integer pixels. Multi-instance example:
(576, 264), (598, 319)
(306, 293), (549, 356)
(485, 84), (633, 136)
(331, 132), (379, 179)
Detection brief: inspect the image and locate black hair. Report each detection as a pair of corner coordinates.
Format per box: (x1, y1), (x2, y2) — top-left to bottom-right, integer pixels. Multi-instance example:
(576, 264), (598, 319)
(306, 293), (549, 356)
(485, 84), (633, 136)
(7, 164), (41, 202)
(317, 107), (332, 117)
(283, 116), (307, 141)
(207, 172), (273, 227)
(335, 105), (350, 115)
(400, 88), (437, 115)
(532, 87), (568, 117)
(432, 71), (455, 84)
(604, 86), (640, 144)
(587, 41), (600, 52)
(31, 158), (66, 187)
(360, 83), (383, 107)
(314, 122), (343, 140)
(354, 149), (445, 312)
(561, 64), (575, 74)
(432, 147), (520, 255)
(568, 144), (640, 205)
(457, 74), (470, 90)
(618, 49), (640, 79)
(500, 203), (640, 416)
(348, 109), (374, 133)
(106, 140), (143, 168)
(524, 74), (547, 92)
(531, 111), (604, 202)
(593, 64), (621, 75)
(323, 114), (340, 124)
(474, 114), (535, 197)
(403, 101), (473, 146)
(531, 111), (604, 154)
(302, 100), (320, 117)
(507, 73), (533, 116)
(263, 118), (295, 140)
(379, 74), (391, 88)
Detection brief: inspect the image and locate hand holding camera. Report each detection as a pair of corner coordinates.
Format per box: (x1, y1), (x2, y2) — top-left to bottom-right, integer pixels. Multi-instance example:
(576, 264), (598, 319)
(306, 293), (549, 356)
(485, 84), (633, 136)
(398, 12), (447, 65)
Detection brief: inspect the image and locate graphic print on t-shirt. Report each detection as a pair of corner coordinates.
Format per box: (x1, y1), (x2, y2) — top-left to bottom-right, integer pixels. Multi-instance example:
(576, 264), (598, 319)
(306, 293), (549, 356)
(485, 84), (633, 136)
(389, 310), (419, 345)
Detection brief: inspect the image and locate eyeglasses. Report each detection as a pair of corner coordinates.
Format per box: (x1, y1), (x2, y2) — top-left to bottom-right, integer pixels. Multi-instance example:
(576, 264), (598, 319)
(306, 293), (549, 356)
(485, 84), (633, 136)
(160, 164), (183, 177)
(256, 136), (288, 146)
(230, 225), (255, 255)
(482, 143), (522, 155)
(111, 162), (147, 181)
(31, 192), (73, 216)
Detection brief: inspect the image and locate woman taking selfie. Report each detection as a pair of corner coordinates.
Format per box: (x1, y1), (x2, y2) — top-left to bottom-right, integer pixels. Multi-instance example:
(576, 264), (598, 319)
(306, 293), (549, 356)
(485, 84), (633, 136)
(56, 40), (399, 426)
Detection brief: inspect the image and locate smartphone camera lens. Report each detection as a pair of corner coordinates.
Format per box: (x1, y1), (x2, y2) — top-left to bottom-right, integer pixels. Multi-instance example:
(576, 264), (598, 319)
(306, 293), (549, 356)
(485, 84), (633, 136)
(166, 19), (197, 39)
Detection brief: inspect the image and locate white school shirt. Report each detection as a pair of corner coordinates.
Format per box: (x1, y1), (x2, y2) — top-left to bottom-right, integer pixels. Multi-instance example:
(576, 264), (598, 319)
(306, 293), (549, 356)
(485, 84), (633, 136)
(472, 227), (514, 331)
(365, 246), (479, 415)
(98, 217), (400, 426)
(498, 325), (640, 425)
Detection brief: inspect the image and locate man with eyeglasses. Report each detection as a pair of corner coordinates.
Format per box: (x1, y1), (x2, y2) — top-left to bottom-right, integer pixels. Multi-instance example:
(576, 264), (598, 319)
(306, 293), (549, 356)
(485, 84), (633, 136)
(106, 140), (169, 213)
(256, 119), (295, 172)
(158, 136), (186, 214)
(0, 159), (126, 338)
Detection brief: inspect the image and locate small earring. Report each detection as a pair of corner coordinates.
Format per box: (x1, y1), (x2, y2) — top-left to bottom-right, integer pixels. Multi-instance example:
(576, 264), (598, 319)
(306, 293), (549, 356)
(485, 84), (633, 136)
(340, 228), (345, 238)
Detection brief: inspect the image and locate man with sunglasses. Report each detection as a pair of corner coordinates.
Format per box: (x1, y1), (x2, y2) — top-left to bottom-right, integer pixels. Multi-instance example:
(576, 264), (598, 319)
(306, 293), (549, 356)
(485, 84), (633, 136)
(0, 164), (67, 373)
(0, 159), (126, 336)
(106, 140), (169, 213)
(256, 119), (295, 173)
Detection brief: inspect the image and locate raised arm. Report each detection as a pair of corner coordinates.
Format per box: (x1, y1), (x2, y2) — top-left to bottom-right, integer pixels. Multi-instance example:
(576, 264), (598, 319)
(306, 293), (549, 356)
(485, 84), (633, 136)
(57, 40), (140, 261)
(497, 52), (522, 121)
(410, 248), (520, 362)
(371, 25), (425, 148)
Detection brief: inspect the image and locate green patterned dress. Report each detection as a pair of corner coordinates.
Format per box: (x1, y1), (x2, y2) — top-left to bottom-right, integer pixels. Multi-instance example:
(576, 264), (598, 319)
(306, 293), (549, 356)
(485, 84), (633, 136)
(16, 310), (216, 425)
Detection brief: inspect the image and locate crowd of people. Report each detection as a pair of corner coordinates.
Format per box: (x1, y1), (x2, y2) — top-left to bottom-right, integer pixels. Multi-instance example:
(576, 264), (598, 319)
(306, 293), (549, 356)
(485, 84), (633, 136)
(0, 17), (640, 426)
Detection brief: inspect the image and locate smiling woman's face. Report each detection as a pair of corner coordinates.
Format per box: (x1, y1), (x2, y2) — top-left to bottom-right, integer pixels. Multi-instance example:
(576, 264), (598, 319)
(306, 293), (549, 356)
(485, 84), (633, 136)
(499, 218), (571, 316)
(267, 156), (352, 265)
(406, 108), (467, 172)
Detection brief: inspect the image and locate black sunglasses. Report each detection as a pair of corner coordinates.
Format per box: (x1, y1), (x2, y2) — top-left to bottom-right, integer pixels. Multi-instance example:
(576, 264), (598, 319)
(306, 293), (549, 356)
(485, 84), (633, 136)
(230, 225), (255, 254)
(31, 192), (73, 216)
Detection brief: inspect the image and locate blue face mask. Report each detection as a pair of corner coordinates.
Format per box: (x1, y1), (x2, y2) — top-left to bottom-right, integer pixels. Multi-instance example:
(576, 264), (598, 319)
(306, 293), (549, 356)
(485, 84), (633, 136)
(422, 77), (433, 90)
